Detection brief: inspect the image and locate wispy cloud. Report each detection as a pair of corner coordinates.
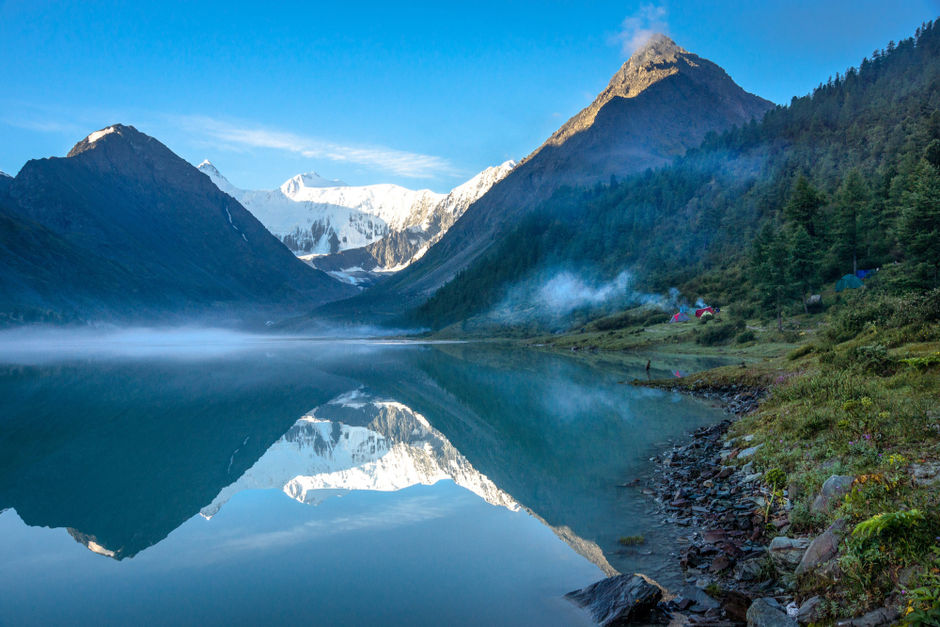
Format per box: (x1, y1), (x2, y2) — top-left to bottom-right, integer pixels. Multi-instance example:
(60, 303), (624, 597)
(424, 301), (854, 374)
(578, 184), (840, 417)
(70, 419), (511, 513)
(3, 117), (88, 136)
(614, 4), (669, 55)
(175, 115), (458, 179)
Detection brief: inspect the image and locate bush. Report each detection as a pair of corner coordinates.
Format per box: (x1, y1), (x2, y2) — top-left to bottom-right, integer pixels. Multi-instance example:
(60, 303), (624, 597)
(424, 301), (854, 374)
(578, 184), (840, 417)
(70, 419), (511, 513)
(844, 344), (896, 376)
(592, 308), (665, 331)
(696, 320), (737, 345)
(736, 329), (756, 343)
(787, 344), (815, 360)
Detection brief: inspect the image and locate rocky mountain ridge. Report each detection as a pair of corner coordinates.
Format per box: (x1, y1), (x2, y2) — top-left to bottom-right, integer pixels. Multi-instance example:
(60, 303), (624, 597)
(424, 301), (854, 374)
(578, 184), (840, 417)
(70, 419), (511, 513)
(198, 159), (514, 282)
(0, 124), (355, 324)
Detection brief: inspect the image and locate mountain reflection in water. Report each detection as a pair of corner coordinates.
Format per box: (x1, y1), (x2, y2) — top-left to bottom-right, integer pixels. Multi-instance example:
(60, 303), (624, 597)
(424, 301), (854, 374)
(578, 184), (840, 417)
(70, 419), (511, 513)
(0, 337), (731, 624)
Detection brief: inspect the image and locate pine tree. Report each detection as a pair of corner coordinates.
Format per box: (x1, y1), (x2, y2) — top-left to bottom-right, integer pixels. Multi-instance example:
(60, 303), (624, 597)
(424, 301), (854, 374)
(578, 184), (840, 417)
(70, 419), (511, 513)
(900, 146), (940, 286)
(788, 225), (819, 313)
(752, 223), (790, 331)
(833, 169), (869, 274)
(784, 175), (825, 237)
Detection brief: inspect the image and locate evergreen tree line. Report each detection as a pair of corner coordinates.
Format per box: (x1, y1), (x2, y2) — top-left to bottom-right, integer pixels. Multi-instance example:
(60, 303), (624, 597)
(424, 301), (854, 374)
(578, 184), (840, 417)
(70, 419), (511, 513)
(416, 20), (940, 330)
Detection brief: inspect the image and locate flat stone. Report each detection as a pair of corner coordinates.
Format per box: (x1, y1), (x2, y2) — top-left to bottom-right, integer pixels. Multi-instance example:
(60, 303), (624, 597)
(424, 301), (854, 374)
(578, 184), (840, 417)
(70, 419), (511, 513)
(835, 606), (902, 627)
(768, 536), (812, 571)
(811, 475), (855, 513)
(565, 574), (663, 626)
(911, 461), (940, 487)
(795, 519), (847, 577)
(797, 596), (823, 625)
(739, 444), (764, 458)
(747, 597), (798, 627)
(678, 585), (721, 612)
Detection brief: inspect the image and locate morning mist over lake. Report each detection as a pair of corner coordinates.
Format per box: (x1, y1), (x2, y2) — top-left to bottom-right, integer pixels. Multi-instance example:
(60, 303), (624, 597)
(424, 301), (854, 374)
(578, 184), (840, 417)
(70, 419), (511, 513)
(1, 1), (939, 625)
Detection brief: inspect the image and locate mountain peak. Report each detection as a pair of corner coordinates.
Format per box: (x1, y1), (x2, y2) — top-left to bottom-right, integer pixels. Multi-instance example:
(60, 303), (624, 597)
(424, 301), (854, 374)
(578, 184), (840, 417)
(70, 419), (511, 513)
(67, 124), (143, 158)
(534, 36), (766, 153)
(629, 33), (685, 63)
(280, 171), (347, 197)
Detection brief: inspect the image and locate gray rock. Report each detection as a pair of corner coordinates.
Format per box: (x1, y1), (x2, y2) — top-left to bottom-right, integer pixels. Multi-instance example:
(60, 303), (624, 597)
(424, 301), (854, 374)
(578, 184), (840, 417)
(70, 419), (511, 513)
(797, 596), (823, 625)
(835, 606), (901, 627)
(795, 519), (847, 576)
(747, 597), (798, 626)
(768, 536), (812, 571)
(911, 461), (940, 487)
(565, 573), (662, 626)
(811, 475), (855, 512)
(734, 557), (766, 582)
(739, 444), (764, 458)
(677, 585), (720, 612)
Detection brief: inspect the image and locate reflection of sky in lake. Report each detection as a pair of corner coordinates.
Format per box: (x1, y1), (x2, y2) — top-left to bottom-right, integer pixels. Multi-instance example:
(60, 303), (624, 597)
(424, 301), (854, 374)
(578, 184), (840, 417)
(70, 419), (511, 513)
(0, 484), (596, 626)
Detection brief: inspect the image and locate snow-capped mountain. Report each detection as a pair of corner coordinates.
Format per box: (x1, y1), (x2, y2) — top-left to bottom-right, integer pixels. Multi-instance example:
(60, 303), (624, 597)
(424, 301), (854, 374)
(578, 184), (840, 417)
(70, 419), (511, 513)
(197, 160), (514, 282)
(200, 390), (519, 518)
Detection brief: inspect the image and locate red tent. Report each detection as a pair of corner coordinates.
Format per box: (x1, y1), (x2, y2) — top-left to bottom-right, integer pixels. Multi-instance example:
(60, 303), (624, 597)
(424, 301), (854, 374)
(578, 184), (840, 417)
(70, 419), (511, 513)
(695, 307), (715, 318)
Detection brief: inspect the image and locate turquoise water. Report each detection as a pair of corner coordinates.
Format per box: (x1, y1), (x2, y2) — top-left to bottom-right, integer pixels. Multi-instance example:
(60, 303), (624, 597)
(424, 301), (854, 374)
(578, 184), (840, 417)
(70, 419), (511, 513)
(0, 334), (728, 626)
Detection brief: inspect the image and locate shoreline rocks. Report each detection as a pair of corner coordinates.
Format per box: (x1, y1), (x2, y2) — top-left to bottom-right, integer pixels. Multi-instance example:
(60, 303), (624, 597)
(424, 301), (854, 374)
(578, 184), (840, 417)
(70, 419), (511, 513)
(565, 574), (664, 626)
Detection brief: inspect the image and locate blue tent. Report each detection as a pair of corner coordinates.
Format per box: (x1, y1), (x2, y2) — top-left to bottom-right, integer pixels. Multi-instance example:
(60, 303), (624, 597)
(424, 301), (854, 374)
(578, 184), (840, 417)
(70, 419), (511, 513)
(835, 274), (864, 292)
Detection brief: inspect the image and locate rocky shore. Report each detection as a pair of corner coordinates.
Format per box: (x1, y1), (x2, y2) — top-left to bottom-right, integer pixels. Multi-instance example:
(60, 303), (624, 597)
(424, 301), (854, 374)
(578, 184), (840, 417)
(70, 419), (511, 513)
(566, 385), (905, 627)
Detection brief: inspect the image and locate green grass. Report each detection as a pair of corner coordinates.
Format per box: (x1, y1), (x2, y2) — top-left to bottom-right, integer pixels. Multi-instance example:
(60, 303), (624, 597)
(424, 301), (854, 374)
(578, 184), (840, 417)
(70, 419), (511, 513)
(612, 290), (940, 619)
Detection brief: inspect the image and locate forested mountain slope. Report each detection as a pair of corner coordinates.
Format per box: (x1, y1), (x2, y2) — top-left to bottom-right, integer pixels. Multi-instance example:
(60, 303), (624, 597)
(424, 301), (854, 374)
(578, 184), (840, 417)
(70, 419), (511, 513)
(417, 21), (940, 329)
(310, 35), (773, 322)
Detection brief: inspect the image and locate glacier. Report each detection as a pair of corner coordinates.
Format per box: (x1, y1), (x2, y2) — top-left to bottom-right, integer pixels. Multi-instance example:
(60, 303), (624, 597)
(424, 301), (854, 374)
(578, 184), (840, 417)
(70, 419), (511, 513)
(197, 159), (514, 275)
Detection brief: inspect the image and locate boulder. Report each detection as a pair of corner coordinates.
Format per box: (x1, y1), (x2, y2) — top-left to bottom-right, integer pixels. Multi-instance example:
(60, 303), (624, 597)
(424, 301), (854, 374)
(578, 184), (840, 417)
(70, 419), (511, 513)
(795, 519), (847, 577)
(910, 461), (940, 487)
(797, 596), (823, 625)
(811, 475), (855, 513)
(768, 536), (812, 571)
(747, 598), (798, 627)
(565, 574), (662, 626)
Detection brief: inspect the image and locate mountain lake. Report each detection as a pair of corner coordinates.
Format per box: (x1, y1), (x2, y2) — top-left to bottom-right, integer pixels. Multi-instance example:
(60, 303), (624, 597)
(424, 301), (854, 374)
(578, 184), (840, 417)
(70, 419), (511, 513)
(0, 331), (732, 626)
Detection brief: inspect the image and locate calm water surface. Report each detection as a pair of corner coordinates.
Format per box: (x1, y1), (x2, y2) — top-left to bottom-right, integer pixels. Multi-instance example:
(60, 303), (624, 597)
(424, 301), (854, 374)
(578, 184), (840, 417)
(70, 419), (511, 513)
(0, 333), (729, 626)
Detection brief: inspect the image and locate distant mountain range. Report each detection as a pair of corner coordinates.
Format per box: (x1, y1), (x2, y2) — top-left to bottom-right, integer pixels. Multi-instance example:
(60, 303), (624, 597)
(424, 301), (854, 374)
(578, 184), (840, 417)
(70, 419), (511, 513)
(311, 35), (774, 322)
(199, 159), (514, 286)
(0, 125), (355, 325)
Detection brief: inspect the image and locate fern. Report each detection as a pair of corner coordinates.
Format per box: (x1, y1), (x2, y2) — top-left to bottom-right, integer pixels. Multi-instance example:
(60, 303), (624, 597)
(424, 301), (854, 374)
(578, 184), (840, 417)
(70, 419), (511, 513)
(852, 509), (925, 540)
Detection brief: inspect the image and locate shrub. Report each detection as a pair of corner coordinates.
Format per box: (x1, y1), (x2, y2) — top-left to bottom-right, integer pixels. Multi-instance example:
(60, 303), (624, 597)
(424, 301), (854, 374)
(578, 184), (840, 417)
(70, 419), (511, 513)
(845, 344), (896, 376)
(618, 535), (645, 546)
(736, 329), (756, 343)
(787, 344), (815, 360)
(764, 467), (787, 489)
(696, 321), (737, 345)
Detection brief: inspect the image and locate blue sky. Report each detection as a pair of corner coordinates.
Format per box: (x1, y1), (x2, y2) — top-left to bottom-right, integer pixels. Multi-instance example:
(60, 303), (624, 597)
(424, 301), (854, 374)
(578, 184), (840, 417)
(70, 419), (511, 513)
(1, 0), (937, 191)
